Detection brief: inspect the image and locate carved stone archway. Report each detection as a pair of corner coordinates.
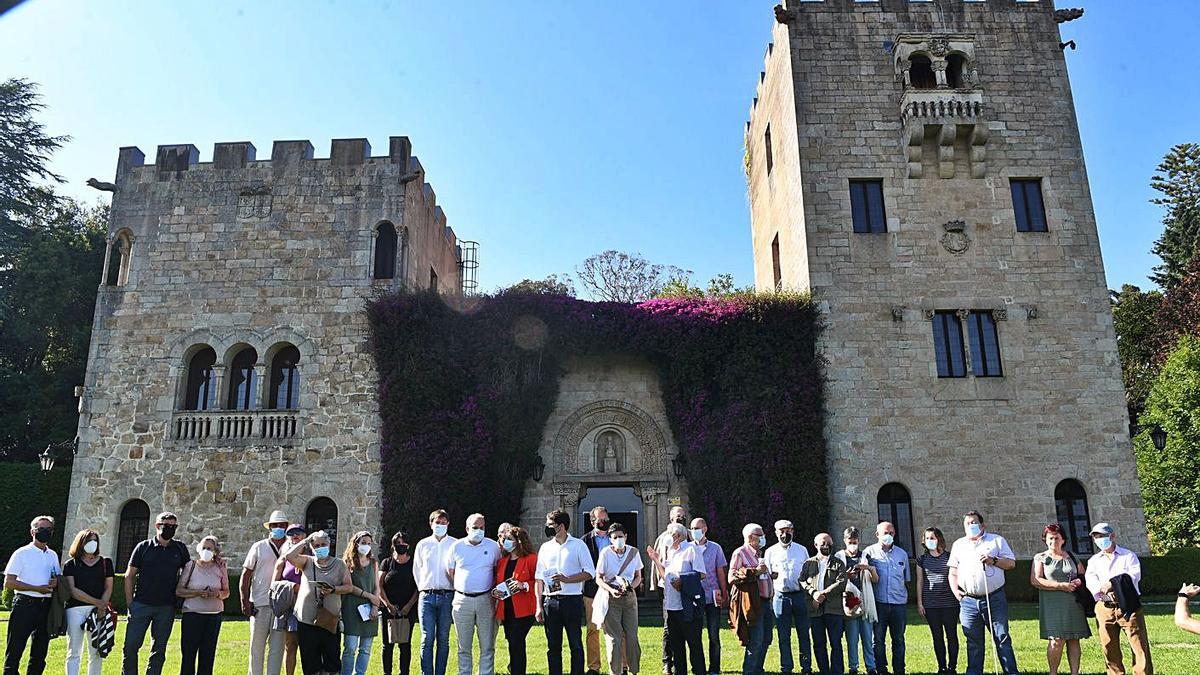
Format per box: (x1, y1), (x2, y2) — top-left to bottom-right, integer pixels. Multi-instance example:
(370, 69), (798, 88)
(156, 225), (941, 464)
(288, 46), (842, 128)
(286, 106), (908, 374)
(551, 399), (669, 475)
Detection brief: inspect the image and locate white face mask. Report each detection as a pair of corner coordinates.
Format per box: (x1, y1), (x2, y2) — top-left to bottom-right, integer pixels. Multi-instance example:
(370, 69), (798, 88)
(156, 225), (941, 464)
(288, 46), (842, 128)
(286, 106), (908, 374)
(612, 537), (626, 551)
(846, 543), (859, 554)
(83, 540), (99, 554)
(199, 549), (215, 562)
(433, 523), (448, 538)
(357, 544), (372, 556)
(468, 528), (485, 544)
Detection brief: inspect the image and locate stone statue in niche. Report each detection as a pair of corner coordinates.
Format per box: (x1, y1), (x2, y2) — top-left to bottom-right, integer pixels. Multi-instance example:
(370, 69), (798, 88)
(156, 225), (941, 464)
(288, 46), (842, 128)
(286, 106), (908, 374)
(594, 430), (624, 474)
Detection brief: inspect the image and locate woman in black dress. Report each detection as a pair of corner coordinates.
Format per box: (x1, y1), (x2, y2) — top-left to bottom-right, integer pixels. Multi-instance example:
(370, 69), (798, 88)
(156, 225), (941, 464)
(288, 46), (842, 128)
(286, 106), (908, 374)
(377, 530), (418, 675)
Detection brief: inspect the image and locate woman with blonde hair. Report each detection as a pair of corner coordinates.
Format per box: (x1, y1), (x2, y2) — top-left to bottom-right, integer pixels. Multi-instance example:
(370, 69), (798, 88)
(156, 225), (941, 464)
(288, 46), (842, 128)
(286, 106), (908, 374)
(62, 529), (114, 675)
(176, 535), (230, 675)
(341, 531), (382, 675)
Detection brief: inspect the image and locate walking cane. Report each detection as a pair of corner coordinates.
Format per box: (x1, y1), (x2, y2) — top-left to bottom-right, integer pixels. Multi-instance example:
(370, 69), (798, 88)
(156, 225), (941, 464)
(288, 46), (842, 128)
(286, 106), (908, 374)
(980, 555), (1001, 675)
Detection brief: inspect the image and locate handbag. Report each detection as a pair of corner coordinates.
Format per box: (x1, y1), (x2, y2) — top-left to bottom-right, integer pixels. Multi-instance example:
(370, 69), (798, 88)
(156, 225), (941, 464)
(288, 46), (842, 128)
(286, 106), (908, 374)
(381, 606), (411, 645)
(1065, 552), (1096, 618)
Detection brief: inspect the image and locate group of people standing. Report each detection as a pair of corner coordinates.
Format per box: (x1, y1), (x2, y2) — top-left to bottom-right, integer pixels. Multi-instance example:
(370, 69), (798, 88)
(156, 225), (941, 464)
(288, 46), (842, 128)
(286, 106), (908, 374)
(3, 507), (1196, 675)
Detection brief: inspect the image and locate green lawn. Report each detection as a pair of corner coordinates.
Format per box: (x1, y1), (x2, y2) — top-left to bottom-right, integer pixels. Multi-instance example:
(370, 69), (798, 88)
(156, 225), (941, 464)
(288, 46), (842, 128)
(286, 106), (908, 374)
(4, 603), (1196, 674)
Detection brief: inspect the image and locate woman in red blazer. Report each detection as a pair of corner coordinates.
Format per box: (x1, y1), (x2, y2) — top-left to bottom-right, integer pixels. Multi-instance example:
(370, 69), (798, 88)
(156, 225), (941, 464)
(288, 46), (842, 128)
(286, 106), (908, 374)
(493, 526), (539, 675)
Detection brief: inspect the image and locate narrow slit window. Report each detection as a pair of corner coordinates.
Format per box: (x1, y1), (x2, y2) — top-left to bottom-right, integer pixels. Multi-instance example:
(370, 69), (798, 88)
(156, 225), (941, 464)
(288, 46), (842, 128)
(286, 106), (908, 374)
(931, 311), (966, 378)
(764, 124), (774, 176)
(850, 180), (887, 233)
(771, 233), (782, 291)
(1011, 179), (1048, 232)
(967, 311), (1003, 377)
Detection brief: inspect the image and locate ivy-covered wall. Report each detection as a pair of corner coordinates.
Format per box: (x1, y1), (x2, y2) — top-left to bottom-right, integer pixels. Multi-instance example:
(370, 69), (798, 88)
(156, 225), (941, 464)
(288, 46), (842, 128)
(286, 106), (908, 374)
(366, 291), (829, 546)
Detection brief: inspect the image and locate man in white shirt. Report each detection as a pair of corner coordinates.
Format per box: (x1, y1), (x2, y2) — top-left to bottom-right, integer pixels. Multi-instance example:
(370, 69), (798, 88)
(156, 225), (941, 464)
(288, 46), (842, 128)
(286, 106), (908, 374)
(447, 513), (502, 675)
(947, 511), (1018, 675)
(3, 515), (61, 675)
(765, 519), (812, 674)
(536, 509), (596, 675)
(647, 523), (706, 675)
(414, 509), (458, 675)
(1084, 522), (1152, 675)
(651, 506), (689, 675)
(241, 509), (290, 675)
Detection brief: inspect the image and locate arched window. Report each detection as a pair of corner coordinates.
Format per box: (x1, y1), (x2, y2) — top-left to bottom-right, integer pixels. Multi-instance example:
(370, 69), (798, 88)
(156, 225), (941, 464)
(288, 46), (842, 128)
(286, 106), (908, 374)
(306, 497), (339, 548)
(105, 232), (131, 287)
(268, 345), (301, 410)
(877, 482), (916, 556)
(947, 54), (968, 89)
(1055, 479), (1093, 555)
(227, 347), (258, 411)
(374, 222), (397, 280)
(115, 499), (150, 572)
(183, 347), (217, 411)
(909, 55), (937, 90)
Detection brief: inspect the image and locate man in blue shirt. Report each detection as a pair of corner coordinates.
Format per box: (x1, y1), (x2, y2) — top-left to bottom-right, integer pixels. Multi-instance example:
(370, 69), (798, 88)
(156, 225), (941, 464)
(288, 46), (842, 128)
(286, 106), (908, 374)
(864, 522), (910, 675)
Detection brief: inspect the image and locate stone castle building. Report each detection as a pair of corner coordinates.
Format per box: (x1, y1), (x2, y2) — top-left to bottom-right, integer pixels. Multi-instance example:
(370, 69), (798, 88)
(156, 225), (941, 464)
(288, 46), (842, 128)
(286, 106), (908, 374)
(66, 0), (1147, 565)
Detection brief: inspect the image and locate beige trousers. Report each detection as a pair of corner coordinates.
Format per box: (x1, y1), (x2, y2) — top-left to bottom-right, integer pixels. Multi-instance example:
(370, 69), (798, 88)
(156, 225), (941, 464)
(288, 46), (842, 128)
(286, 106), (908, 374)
(1095, 602), (1154, 675)
(601, 593), (640, 674)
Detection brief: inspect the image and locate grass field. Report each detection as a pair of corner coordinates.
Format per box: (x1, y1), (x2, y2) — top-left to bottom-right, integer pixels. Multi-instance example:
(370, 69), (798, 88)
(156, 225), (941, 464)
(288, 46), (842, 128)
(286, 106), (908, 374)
(4, 603), (1196, 674)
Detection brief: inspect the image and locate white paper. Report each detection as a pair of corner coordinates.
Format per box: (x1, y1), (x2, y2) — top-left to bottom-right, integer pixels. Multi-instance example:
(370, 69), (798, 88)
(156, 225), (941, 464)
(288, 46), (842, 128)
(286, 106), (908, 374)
(357, 603), (372, 621)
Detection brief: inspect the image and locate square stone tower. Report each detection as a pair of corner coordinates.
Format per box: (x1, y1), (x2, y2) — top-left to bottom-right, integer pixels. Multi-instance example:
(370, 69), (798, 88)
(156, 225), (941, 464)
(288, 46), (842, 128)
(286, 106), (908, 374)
(66, 137), (466, 565)
(747, 0), (1147, 556)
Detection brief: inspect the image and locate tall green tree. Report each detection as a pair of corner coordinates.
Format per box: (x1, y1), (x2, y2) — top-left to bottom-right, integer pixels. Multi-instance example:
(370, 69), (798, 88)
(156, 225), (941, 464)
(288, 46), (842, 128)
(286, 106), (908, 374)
(1111, 284), (1163, 419)
(0, 78), (67, 221)
(1135, 334), (1200, 551)
(1150, 143), (1200, 289)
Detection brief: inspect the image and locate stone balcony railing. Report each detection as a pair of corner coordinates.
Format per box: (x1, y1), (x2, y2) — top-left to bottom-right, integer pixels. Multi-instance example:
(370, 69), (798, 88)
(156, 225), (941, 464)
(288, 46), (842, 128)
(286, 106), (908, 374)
(898, 88), (988, 179)
(900, 88), (984, 122)
(172, 410), (300, 445)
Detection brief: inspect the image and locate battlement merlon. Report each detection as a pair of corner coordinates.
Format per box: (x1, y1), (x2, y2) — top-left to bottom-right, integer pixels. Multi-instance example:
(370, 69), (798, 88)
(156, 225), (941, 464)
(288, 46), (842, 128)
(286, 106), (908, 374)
(773, 0), (1062, 19)
(112, 135), (428, 183)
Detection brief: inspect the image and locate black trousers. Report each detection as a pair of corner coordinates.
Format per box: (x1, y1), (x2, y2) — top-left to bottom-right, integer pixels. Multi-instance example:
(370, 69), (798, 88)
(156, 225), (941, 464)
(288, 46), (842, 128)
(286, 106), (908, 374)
(666, 610), (706, 675)
(179, 613), (222, 675)
(503, 615), (536, 675)
(925, 606), (960, 672)
(543, 595), (584, 675)
(3, 595), (50, 675)
(297, 622), (341, 675)
(381, 618), (415, 675)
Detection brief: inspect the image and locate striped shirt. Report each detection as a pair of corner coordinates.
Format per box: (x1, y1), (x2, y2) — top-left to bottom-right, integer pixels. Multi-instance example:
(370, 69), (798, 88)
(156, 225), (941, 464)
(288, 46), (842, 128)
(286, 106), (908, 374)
(917, 552), (959, 608)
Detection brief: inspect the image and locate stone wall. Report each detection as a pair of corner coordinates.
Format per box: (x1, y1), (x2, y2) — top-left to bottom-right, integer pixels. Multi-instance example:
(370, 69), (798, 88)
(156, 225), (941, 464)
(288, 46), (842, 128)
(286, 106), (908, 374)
(748, 0), (1148, 555)
(65, 137), (464, 564)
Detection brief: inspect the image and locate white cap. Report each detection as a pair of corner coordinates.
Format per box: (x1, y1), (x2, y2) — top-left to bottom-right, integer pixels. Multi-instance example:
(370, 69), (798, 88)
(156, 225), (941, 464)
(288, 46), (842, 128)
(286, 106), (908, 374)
(265, 510), (289, 528)
(774, 519), (794, 531)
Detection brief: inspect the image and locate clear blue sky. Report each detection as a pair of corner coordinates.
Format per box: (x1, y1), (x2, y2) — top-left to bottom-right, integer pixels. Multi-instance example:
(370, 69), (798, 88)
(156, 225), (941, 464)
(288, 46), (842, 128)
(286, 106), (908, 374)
(1, 1), (1195, 293)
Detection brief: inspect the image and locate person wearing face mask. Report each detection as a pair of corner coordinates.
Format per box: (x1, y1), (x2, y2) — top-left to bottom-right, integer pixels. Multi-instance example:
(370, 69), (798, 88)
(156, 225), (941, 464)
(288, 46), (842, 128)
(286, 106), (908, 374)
(916, 528), (958, 675)
(651, 506), (689, 675)
(176, 535), (230, 675)
(947, 511), (1017, 675)
(273, 524), (310, 675)
(2, 515), (62, 675)
(727, 523), (774, 675)
(765, 519), (812, 675)
(535, 509), (597, 675)
(645, 523), (706, 675)
(378, 530), (418, 675)
(285, 530), (355, 675)
(62, 528), (114, 675)
(593, 523), (643, 675)
(493, 526), (538, 675)
(243, 509), (291, 675)
(800, 533), (848, 675)
(834, 527), (877, 675)
(341, 531), (382, 675)
(580, 506), (612, 675)
(122, 511), (191, 675)
(414, 509), (457, 675)
(1084, 522), (1151, 675)
(688, 517), (728, 675)
(1030, 524), (1089, 675)
(447, 513), (501, 675)
(863, 521), (909, 675)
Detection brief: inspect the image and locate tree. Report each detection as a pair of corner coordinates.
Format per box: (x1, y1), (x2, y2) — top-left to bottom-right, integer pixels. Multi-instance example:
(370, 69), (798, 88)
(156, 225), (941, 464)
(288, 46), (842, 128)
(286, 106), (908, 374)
(1135, 335), (1200, 550)
(1151, 256), (1200, 366)
(0, 78), (67, 221)
(575, 250), (688, 303)
(658, 272), (754, 299)
(1111, 284), (1163, 419)
(501, 274), (575, 297)
(1150, 143), (1200, 289)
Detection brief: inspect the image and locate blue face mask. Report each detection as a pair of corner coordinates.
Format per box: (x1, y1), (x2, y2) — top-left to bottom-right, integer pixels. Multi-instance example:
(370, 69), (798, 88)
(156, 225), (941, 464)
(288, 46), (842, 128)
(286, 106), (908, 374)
(880, 534), (894, 546)
(502, 539), (516, 552)
(967, 523), (983, 538)
(270, 528), (286, 540)
(1097, 537), (1112, 551)
(314, 546), (330, 559)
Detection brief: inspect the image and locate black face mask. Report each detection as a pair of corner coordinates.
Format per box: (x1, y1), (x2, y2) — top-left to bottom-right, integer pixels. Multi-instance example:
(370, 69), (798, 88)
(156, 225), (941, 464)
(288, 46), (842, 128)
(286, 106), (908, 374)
(158, 524), (177, 540)
(545, 525), (558, 538)
(818, 545), (832, 556)
(780, 533), (792, 545)
(393, 544), (409, 556)
(34, 527), (53, 544)
(673, 516), (686, 524)
(595, 521), (609, 531)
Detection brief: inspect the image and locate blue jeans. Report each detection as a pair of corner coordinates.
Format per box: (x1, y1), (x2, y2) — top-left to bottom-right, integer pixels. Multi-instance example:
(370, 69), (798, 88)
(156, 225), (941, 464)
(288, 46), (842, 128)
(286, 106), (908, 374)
(810, 614), (845, 674)
(742, 600), (774, 675)
(341, 634), (374, 675)
(419, 591), (453, 675)
(873, 603), (906, 674)
(844, 615), (875, 672)
(121, 601), (176, 675)
(774, 592), (812, 673)
(959, 591), (1018, 675)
